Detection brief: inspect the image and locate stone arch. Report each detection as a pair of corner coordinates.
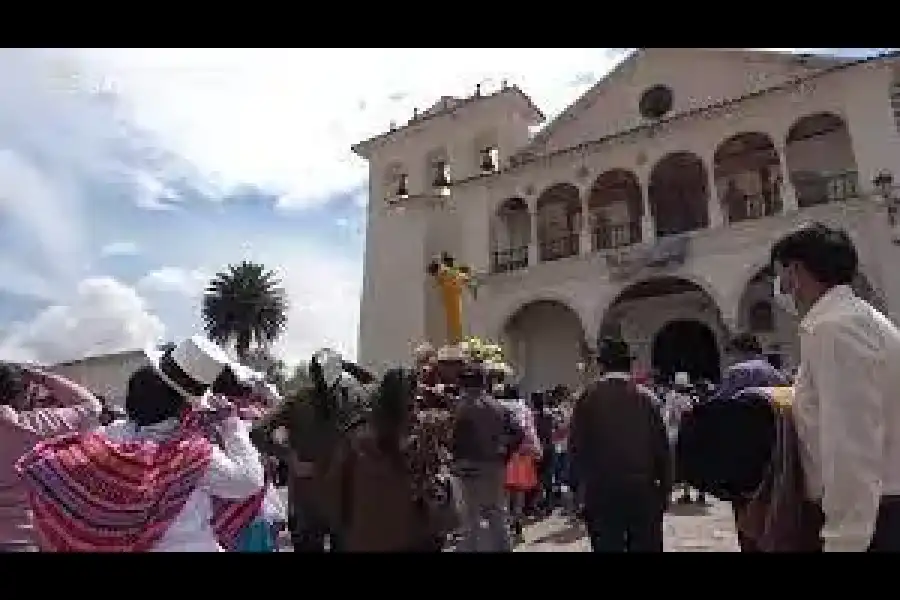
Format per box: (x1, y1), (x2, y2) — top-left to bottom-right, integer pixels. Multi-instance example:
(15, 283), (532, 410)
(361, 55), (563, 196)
(735, 265), (797, 368)
(423, 147), (449, 190)
(594, 272), (728, 337)
(784, 112), (859, 208)
(501, 299), (588, 394)
(490, 197), (530, 273)
(535, 182), (582, 262)
(737, 258), (888, 318)
(587, 169), (643, 251)
(596, 275), (728, 380)
(713, 132), (783, 223)
(652, 320), (721, 383)
(852, 271), (888, 314)
(648, 151), (710, 237)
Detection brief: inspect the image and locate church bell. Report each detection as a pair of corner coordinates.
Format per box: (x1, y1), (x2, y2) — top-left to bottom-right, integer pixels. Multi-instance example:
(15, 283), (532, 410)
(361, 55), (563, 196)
(480, 147), (498, 173)
(432, 161), (451, 195)
(396, 173), (410, 200)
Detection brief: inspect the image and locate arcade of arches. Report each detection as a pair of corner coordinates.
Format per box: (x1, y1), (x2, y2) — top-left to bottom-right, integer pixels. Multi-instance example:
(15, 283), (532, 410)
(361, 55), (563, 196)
(490, 111), (860, 274)
(737, 266), (888, 368)
(601, 277), (726, 383)
(500, 267), (887, 392)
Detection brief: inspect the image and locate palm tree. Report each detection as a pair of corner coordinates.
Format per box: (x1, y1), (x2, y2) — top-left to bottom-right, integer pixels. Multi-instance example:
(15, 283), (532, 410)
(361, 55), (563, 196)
(201, 261), (289, 360)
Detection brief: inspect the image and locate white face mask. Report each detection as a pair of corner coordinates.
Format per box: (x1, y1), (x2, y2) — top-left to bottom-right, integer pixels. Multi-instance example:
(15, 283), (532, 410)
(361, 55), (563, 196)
(772, 275), (798, 316)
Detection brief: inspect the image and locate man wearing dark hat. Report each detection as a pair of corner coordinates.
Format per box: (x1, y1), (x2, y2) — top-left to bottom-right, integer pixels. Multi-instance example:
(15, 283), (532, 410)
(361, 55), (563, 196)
(569, 337), (671, 552)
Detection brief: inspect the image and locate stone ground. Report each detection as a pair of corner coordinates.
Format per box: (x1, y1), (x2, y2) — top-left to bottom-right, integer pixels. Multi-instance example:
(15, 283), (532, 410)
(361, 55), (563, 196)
(276, 495), (739, 552)
(515, 497), (739, 552)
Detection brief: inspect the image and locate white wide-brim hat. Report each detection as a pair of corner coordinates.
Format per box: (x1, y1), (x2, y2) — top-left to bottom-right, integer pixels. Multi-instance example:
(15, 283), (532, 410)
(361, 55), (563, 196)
(436, 344), (467, 362)
(229, 362), (262, 385)
(674, 371), (691, 387)
(145, 335), (232, 400)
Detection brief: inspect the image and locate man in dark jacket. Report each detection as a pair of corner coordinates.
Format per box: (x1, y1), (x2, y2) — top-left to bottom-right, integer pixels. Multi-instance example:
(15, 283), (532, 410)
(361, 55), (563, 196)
(569, 337), (671, 552)
(452, 360), (524, 552)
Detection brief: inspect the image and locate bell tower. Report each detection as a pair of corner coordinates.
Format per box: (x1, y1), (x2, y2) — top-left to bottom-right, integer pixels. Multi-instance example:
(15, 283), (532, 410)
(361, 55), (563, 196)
(352, 82), (544, 373)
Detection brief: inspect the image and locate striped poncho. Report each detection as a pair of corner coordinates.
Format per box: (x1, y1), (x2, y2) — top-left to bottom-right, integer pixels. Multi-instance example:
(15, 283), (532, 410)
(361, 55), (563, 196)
(15, 409), (263, 552)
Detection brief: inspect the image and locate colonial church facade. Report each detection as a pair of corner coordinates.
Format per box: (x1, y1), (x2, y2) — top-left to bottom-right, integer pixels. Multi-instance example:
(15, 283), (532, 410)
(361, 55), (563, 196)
(353, 48), (900, 393)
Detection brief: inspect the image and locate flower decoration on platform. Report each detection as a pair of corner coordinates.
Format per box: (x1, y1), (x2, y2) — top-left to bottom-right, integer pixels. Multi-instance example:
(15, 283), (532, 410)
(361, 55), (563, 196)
(459, 336), (504, 364)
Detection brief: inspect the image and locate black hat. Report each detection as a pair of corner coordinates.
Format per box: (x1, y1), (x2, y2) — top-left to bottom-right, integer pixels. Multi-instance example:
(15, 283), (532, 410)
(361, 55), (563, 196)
(596, 336), (632, 366)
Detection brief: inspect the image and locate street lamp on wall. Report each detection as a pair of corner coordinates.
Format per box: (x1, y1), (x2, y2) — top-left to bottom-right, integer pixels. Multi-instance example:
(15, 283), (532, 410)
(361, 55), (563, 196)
(873, 170), (900, 244)
(432, 160), (451, 198)
(480, 146), (499, 174)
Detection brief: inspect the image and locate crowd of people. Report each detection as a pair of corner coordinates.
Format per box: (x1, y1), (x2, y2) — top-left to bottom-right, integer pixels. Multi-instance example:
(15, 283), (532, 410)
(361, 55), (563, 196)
(2, 220), (900, 552)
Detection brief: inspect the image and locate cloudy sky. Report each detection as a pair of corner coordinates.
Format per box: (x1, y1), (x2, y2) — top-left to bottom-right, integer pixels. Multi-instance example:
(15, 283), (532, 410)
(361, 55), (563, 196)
(0, 48), (887, 366)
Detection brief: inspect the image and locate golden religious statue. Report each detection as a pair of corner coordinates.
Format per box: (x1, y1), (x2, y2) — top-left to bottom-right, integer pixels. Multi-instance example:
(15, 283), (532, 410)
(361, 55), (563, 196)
(427, 253), (476, 345)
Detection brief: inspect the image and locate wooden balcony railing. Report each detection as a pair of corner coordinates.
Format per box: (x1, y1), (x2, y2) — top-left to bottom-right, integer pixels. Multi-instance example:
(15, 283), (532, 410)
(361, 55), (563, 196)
(592, 221), (641, 251)
(539, 233), (579, 262)
(792, 170), (860, 208)
(491, 245), (529, 273)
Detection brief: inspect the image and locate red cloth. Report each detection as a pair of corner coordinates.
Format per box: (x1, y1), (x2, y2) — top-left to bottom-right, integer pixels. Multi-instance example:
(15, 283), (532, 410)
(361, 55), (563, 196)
(505, 451), (539, 491)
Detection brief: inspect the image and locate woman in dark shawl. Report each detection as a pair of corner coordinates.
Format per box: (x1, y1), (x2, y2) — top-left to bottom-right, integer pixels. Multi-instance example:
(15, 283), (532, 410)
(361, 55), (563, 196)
(325, 368), (446, 552)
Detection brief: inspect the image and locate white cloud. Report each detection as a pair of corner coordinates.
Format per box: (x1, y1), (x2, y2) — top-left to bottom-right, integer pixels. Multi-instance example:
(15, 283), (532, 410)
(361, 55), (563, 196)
(100, 240), (140, 257)
(0, 149), (84, 298)
(69, 48), (876, 212)
(0, 49), (208, 302)
(70, 48), (643, 211)
(0, 277), (164, 364)
(137, 266), (208, 298)
(275, 255), (361, 365)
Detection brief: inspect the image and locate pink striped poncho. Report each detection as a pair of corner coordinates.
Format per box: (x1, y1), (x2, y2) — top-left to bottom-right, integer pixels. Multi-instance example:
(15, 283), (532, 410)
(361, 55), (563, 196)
(15, 409), (263, 553)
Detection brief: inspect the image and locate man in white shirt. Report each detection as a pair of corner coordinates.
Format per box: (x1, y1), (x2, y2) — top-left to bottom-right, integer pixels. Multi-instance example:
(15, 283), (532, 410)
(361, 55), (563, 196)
(770, 222), (900, 552)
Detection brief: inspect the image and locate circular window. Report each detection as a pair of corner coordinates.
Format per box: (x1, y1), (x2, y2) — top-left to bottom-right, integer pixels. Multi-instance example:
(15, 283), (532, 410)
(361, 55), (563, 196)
(639, 85), (674, 120)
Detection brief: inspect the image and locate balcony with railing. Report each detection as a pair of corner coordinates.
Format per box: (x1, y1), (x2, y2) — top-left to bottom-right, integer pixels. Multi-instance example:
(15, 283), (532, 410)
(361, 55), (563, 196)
(540, 233), (579, 262)
(592, 221), (641, 252)
(491, 245), (529, 273)
(791, 170), (860, 208)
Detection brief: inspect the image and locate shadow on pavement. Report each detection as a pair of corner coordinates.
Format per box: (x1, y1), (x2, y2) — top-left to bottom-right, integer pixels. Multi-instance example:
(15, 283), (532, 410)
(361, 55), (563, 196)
(666, 502), (712, 517)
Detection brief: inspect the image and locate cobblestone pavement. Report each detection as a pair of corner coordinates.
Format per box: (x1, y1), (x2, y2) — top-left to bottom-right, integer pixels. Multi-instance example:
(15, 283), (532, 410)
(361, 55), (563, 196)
(516, 498), (739, 552)
(275, 493), (740, 552)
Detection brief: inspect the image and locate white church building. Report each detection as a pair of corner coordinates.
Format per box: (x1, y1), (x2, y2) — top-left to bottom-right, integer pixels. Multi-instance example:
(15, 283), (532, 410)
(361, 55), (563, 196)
(353, 48), (900, 393)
